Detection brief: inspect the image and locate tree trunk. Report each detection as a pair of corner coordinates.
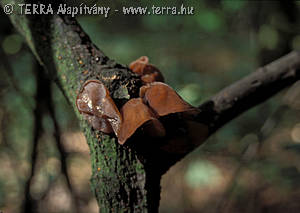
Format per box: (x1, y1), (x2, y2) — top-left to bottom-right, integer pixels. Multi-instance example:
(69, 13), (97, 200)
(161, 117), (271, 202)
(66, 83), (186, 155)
(1, 2), (159, 211)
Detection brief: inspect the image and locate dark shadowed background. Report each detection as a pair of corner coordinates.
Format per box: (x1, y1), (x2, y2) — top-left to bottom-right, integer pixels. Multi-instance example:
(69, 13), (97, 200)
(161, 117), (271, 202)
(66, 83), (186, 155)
(0, 1), (300, 212)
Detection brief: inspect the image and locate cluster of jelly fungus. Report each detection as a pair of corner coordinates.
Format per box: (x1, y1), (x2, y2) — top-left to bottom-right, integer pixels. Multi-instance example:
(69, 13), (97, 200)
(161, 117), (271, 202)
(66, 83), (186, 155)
(118, 82), (200, 144)
(129, 56), (164, 83)
(76, 79), (206, 147)
(76, 80), (122, 136)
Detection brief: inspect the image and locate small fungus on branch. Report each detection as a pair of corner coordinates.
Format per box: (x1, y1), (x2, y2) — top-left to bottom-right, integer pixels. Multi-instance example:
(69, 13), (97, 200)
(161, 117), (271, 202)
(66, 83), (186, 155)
(129, 56), (164, 83)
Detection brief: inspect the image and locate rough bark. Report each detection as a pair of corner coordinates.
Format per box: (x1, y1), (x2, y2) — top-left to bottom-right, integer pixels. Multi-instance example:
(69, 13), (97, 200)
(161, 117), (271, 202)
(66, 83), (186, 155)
(2, 1), (300, 212)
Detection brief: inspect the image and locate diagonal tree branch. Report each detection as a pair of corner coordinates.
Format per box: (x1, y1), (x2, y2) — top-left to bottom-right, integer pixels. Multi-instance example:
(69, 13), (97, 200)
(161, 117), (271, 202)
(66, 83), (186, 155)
(197, 51), (300, 138)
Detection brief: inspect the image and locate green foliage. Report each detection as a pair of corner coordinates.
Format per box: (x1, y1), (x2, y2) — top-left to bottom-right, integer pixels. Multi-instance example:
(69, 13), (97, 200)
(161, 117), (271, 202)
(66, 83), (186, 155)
(196, 10), (224, 32)
(2, 34), (23, 55)
(185, 159), (222, 187)
(258, 25), (279, 50)
(221, 0), (246, 12)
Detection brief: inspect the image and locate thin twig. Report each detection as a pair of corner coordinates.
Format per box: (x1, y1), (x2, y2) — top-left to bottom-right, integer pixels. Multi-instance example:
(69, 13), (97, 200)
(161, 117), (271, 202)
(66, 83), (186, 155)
(22, 62), (44, 213)
(47, 83), (81, 213)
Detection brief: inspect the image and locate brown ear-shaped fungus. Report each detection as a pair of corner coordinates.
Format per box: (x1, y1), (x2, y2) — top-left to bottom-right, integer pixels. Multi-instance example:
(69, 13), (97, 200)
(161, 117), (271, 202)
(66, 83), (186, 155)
(129, 56), (149, 75)
(81, 114), (113, 134)
(119, 98), (165, 144)
(140, 82), (198, 116)
(141, 64), (164, 83)
(76, 80), (122, 136)
(129, 56), (164, 83)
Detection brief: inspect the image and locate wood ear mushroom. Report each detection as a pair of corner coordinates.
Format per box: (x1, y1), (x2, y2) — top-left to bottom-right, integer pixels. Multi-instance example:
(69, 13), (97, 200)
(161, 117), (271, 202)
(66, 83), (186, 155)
(118, 98), (165, 144)
(129, 56), (164, 83)
(76, 80), (122, 136)
(139, 82), (197, 116)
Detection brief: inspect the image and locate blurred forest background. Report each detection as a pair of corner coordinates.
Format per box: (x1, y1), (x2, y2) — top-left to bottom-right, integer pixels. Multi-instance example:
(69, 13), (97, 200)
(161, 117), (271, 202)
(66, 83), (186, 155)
(0, 0), (300, 212)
